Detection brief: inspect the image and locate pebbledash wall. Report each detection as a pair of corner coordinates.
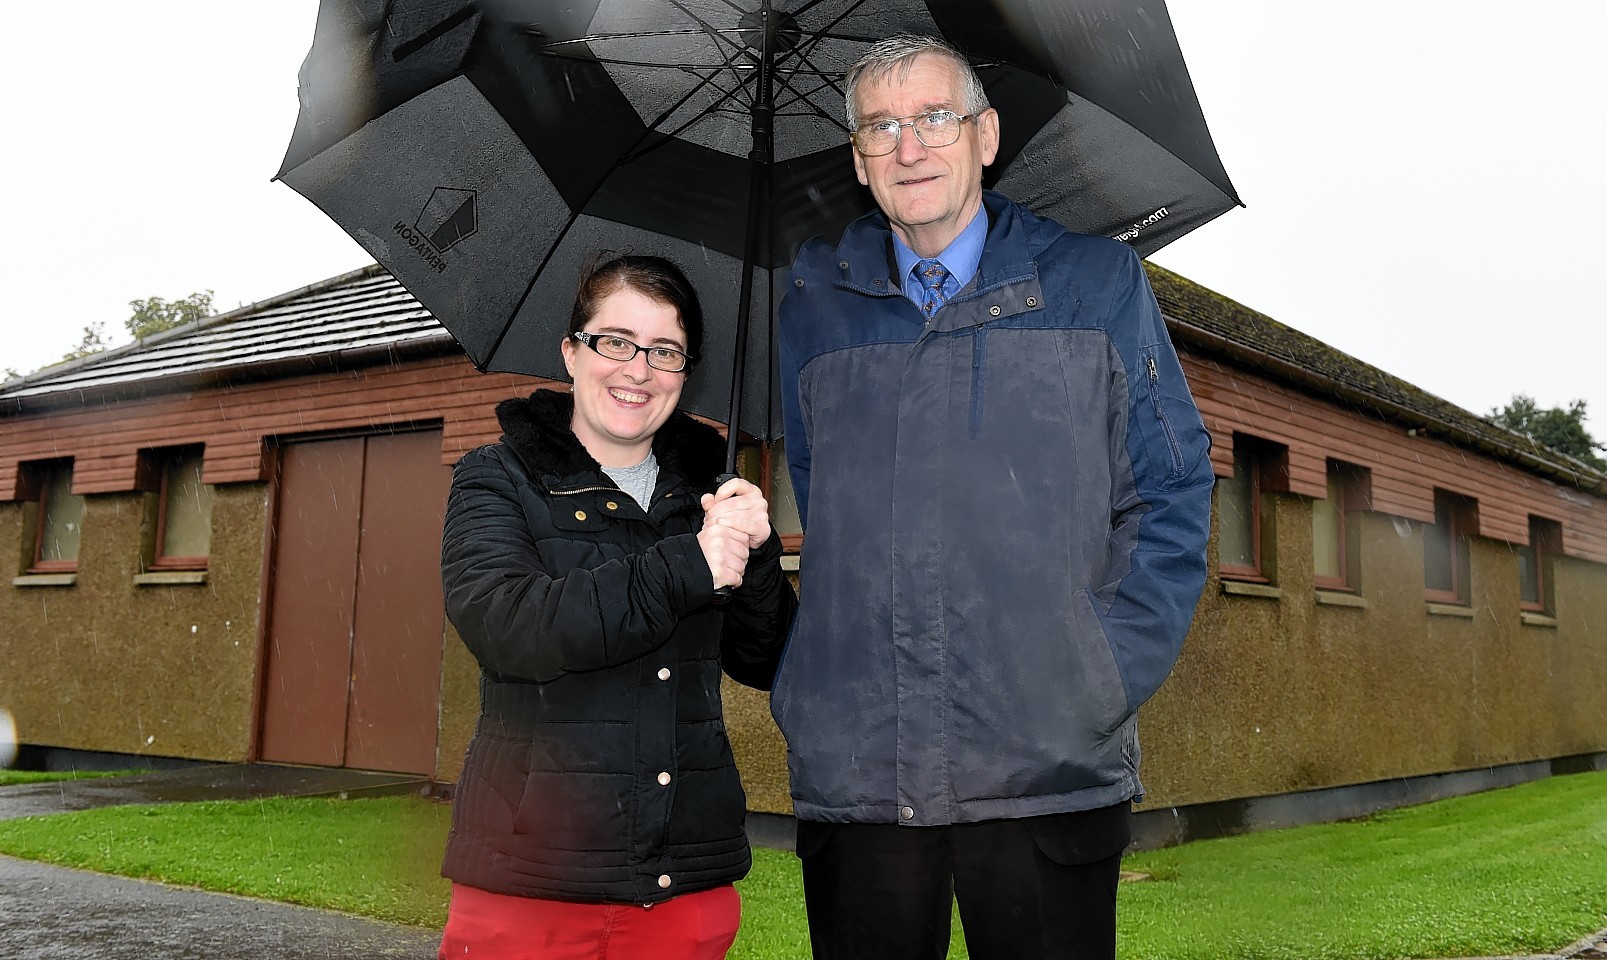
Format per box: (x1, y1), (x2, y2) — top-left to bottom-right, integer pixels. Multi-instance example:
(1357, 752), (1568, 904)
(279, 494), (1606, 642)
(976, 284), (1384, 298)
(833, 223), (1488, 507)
(2, 264), (1604, 841)
(0, 348), (527, 765)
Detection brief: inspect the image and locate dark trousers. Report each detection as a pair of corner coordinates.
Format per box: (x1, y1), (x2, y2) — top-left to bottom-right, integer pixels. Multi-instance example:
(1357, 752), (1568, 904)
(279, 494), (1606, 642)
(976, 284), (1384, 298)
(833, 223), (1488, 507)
(796, 804), (1130, 960)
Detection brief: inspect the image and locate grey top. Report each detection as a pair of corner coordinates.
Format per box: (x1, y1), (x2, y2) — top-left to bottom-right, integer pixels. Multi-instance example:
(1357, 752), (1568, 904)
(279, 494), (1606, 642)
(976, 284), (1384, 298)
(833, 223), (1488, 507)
(602, 452), (659, 510)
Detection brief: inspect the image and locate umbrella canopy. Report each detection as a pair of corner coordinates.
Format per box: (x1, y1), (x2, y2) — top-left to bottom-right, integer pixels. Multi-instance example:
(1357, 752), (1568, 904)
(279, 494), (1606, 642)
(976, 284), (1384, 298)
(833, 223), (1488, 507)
(277, 0), (1239, 444)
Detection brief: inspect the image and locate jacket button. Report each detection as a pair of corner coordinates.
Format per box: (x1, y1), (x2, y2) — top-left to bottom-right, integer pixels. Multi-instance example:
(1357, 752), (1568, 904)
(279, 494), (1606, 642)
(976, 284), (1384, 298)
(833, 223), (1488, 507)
(574, 510), (587, 521)
(605, 501), (618, 511)
(657, 667), (671, 681)
(657, 771), (671, 786)
(899, 806), (914, 821)
(1026, 296), (1040, 307)
(838, 260), (850, 270)
(658, 874), (672, 889)
(989, 305), (1002, 317)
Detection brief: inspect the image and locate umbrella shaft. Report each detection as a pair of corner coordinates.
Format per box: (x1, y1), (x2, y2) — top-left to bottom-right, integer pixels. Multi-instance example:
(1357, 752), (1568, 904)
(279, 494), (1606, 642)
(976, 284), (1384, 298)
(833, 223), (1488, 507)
(723, 2), (777, 475)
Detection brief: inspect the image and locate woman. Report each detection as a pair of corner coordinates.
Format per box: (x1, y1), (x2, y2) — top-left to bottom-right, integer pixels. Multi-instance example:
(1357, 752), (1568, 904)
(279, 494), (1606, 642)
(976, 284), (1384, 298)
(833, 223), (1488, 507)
(437, 255), (795, 959)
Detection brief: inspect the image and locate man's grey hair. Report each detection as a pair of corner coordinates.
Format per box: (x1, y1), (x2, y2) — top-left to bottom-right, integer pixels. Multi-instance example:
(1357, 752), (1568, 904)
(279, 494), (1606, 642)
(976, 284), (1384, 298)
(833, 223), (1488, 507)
(843, 35), (991, 130)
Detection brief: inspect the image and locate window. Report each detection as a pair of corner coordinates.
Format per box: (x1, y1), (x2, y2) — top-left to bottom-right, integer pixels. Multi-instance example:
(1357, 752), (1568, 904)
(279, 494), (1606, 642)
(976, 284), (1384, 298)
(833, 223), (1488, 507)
(141, 446), (213, 570)
(1424, 490), (1476, 605)
(735, 439), (803, 554)
(21, 459), (84, 573)
(1218, 436), (1286, 583)
(1313, 460), (1369, 592)
(1517, 516), (1560, 614)
(767, 438), (804, 554)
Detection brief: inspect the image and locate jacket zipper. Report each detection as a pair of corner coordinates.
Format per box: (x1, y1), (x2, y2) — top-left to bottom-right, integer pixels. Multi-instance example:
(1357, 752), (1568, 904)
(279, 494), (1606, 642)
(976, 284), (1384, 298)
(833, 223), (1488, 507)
(549, 484), (619, 496)
(1147, 355), (1185, 476)
(970, 326), (987, 439)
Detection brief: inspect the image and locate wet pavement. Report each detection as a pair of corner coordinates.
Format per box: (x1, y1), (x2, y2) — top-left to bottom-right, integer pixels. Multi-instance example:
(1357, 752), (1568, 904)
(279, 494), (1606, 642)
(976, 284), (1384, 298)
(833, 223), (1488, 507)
(0, 762), (428, 822)
(0, 856), (438, 959)
(0, 764), (438, 959)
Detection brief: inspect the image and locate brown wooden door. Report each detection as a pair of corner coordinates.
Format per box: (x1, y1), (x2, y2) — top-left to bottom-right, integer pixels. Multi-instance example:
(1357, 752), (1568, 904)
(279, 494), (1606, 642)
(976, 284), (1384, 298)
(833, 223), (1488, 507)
(258, 430), (451, 774)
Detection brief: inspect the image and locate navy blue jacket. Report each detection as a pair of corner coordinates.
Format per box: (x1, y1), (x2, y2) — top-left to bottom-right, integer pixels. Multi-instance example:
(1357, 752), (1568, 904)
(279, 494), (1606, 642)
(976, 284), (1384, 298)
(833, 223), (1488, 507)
(774, 192), (1212, 825)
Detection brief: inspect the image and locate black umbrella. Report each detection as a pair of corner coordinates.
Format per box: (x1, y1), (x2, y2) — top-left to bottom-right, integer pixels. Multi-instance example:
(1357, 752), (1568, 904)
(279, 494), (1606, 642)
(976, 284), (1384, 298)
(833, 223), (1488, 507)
(277, 0), (1239, 468)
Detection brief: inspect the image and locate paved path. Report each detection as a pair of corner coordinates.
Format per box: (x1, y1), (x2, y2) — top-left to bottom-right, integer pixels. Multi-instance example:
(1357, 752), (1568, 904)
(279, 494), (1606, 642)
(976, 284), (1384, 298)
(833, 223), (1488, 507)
(0, 763), (426, 822)
(0, 765), (440, 959)
(0, 856), (438, 960)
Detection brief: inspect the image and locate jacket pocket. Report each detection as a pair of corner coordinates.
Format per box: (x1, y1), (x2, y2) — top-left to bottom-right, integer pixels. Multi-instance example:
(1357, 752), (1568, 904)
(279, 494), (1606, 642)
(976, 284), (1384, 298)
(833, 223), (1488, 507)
(513, 770), (632, 851)
(1070, 588), (1134, 733)
(546, 493), (619, 533)
(1137, 344), (1207, 485)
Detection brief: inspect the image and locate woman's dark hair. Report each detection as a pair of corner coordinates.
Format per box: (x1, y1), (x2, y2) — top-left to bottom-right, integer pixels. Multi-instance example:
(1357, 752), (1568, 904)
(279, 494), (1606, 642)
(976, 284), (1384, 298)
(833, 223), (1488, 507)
(567, 254), (704, 366)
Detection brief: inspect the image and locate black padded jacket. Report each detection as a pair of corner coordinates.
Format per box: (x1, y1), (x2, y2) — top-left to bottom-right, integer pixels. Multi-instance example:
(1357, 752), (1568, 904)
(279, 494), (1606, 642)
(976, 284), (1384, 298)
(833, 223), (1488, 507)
(439, 389), (795, 904)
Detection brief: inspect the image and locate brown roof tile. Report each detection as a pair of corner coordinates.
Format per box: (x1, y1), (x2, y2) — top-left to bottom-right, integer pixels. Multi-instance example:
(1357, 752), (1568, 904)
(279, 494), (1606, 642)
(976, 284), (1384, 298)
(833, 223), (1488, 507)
(1146, 262), (1605, 492)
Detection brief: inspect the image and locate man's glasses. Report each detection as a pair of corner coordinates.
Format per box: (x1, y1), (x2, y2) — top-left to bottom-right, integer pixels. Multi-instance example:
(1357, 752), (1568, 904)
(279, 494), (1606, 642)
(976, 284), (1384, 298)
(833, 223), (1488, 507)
(571, 332), (692, 373)
(852, 110), (980, 157)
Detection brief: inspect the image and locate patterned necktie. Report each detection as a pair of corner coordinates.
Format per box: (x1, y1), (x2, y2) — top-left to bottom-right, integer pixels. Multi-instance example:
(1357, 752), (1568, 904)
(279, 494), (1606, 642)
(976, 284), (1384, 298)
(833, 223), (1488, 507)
(916, 258), (951, 320)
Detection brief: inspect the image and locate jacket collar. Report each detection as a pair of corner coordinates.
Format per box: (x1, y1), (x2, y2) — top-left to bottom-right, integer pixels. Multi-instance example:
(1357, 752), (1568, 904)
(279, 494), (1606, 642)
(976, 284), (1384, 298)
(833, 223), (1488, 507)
(494, 389), (725, 492)
(832, 190), (1041, 296)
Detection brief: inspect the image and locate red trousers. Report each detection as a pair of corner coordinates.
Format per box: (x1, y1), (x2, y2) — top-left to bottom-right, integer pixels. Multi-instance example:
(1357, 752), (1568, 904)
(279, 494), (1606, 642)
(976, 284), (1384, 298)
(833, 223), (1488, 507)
(437, 882), (741, 960)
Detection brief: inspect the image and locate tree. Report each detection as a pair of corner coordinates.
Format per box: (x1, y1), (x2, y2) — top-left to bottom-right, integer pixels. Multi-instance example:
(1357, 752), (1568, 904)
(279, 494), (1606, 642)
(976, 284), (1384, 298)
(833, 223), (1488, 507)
(1489, 394), (1607, 471)
(11, 290), (219, 379)
(60, 323), (111, 363)
(126, 290), (215, 341)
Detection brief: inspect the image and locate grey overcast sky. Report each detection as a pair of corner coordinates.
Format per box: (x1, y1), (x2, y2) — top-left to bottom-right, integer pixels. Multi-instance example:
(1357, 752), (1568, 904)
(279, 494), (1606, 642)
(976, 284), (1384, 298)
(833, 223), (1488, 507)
(3, 1), (1604, 438)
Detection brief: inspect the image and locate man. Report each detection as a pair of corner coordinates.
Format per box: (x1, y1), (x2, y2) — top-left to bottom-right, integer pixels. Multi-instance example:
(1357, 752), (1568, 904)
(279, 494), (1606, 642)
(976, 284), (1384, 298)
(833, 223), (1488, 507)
(773, 35), (1214, 960)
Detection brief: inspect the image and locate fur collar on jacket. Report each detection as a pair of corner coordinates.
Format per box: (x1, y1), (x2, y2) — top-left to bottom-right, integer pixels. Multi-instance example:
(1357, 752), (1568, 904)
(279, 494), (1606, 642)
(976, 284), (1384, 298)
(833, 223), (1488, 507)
(494, 389), (725, 492)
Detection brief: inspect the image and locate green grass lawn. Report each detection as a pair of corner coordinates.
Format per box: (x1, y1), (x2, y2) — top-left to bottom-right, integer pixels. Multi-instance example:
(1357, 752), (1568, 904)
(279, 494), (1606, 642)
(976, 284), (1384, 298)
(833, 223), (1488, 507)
(0, 772), (1602, 959)
(0, 769), (146, 786)
(1118, 771), (1607, 959)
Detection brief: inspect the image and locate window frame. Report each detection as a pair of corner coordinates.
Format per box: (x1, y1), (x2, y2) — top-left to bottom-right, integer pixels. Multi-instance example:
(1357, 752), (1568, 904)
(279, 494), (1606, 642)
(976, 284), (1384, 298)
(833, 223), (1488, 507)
(1218, 435), (1288, 584)
(141, 445), (212, 572)
(1312, 460), (1369, 594)
(735, 439), (803, 556)
(1518, 516), (1561, 615)
(22, 459), (83, 574)
(1423, 490), (1476, 606)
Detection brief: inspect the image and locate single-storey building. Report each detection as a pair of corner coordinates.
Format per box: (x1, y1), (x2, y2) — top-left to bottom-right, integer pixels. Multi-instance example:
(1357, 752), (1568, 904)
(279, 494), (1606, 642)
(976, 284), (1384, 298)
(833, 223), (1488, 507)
(3, 262), (1603, 843)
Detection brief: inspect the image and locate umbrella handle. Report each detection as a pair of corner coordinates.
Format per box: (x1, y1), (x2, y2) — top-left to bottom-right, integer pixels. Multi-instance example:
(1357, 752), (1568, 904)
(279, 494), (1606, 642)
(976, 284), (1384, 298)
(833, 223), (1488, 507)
(710, 472), (739, 604)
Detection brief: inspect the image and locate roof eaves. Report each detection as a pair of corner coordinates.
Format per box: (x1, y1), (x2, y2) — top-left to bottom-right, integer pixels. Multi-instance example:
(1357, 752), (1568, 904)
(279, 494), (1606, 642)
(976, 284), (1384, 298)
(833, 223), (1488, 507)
(0, 263), (390, 393)
(0, 330), (459, 415)
(1162, 311), (1607, 495)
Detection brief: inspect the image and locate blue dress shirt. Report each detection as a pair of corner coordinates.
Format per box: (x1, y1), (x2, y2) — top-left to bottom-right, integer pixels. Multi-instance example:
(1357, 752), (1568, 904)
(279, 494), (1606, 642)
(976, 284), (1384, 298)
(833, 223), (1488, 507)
(893, 205), (989, 310)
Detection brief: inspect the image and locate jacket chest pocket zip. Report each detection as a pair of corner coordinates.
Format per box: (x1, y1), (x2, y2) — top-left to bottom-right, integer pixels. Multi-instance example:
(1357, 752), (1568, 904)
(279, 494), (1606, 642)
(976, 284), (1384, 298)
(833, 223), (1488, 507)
(1146, 355), (1185, 476)
(970, 325), (988, 439)
(549, 483), (620, 496)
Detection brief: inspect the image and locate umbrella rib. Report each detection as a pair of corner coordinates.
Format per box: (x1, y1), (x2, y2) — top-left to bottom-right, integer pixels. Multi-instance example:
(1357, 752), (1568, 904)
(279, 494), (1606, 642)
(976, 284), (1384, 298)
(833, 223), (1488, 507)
(771, 78), (850, 133)
(786, 0), (844, 20)
(787, 0), (874, 39)
(485, 203), (591, 367)
(637, 78), (746, 148)
(391, 5), (477, 62)
(492, 6), (762, 383)
(622, 57), (755, 162)
(771, 1), (877, 129)
(767, 48), (858, 133)
(600, 2), (767, 163)
(661, 0), (761, 104)
(770, 53), (847, 127)
(703, 0), (755, 19)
